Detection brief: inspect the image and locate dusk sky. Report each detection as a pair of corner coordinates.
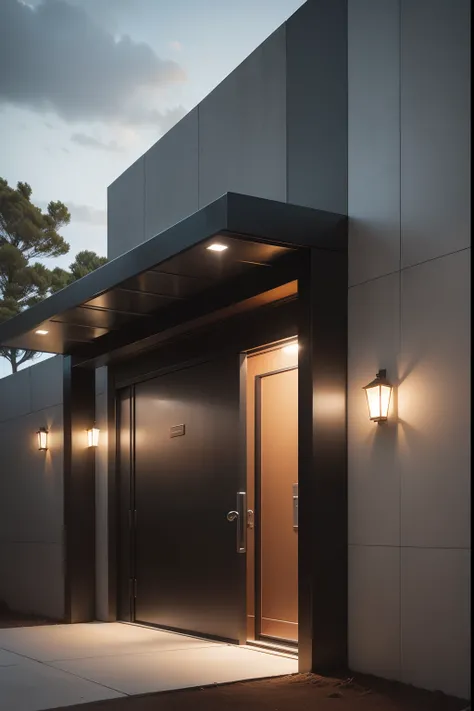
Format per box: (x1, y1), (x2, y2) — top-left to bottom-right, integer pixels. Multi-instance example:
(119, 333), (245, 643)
(0, 0), (305, 376)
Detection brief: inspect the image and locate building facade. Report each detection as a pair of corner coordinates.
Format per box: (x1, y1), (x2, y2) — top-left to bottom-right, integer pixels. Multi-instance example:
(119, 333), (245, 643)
(0, 0), (470, 700)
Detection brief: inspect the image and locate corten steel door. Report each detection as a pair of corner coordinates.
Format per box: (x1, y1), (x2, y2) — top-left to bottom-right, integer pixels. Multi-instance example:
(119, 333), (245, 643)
(257, 367), (298, 643)
(133, 355), (246, 643)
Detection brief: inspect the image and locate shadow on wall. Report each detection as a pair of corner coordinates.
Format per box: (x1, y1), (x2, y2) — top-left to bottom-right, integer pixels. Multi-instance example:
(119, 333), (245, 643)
(0, 599), (60, 627)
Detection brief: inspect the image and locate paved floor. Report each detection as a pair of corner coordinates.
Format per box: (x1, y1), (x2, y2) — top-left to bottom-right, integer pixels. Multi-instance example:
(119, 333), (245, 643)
(0, 622), (297, 711)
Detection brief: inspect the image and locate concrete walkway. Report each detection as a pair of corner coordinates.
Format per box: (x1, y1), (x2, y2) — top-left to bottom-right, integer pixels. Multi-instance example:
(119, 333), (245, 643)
(0, 622), (297, 711)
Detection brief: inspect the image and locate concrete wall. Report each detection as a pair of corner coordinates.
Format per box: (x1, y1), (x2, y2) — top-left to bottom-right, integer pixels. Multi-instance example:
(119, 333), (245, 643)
(198, 26), (287, 209)
(0, 356), (65, 620)
(107, 27), (286, 259)
(107, 0), (347, 258)
(106, 0), (470, 699)
(286, 0), (348, 214)
(347, 0), (470, 700)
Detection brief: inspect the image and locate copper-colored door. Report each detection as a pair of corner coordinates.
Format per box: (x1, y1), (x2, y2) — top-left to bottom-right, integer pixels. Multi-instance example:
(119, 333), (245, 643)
(257, 366), (298, 643)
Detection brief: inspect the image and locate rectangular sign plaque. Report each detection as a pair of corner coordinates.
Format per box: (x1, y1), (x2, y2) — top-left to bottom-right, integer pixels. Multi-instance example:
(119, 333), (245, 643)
(170, 424), (185, 438)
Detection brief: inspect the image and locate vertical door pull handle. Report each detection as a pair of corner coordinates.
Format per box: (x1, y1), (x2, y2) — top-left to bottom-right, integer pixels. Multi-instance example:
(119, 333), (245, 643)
(236, 492), (247, 553)
(227, 493), (247, 552)
(226, 491), (248, 553)
(292, 483), (298, 530)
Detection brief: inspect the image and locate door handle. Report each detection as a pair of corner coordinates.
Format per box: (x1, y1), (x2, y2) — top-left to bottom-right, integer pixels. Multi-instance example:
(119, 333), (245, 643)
(226, 492), (247, 553)
(247, 509), (254, 529)
(292, 483), (298, 530)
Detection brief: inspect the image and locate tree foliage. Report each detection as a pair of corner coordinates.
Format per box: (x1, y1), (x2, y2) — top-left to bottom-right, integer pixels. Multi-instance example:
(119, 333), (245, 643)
(0, 178), (106, 373)
(50, 250), (107, 293)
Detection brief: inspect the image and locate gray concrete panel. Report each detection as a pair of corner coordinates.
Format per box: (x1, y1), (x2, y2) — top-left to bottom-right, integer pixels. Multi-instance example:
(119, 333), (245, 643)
(286, 0), (347, 215)
(348, 0), (400, 286)
(198, 27), (287, 208)
(95, 366), (108, 396)
(0, 542), (64, 619)
(349, 545), (401, 680)
(145, 109), (199, 241)
(401, 547), (470, 699)
(30, 356), (63, 412)
(107, 156), (145, 260)
(401, 0), (471, 267)
(0, 368), (31, 423)
(399, 250), (470, 549)
(348, 273), (400, 546)
(0, 405), (64, 545)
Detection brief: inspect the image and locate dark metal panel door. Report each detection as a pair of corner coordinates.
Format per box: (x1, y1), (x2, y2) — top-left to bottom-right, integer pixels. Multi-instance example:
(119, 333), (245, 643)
(133, 355), (246, 643)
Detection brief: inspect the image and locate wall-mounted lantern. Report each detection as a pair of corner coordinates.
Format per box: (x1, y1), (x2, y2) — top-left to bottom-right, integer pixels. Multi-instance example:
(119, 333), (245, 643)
(87, 426), (100, 448)
(37, 427), (49, 451)
(363, 369), (392, 424)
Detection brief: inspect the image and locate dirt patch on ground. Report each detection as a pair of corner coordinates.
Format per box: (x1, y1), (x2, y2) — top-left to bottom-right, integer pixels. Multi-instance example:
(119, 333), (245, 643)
(53, 672), (470, 711)
(0, 602), (60, 629)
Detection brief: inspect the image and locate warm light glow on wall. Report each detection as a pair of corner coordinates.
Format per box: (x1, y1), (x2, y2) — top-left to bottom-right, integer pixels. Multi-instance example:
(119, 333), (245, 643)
(37, 427), (49, 451)
(283, 341), (299, 355)
(87, 427), (100, 448)
(363, 369), (392, 423)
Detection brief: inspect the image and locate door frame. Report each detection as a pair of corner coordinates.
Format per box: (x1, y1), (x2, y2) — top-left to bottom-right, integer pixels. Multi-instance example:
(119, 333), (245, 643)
(254, 364), (299, 646)
(113, 299), (301, 632)
(108, 245), (348, 673)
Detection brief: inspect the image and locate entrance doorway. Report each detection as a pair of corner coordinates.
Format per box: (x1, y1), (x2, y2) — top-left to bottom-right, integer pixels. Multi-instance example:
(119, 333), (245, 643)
(245, 341), (299, 650)
(116, 338), (298, 656)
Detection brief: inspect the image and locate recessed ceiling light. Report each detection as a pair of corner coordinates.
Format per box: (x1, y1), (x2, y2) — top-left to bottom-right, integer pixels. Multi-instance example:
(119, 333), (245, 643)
(35, 329), (49, 335)
(207, 243), (228, 252)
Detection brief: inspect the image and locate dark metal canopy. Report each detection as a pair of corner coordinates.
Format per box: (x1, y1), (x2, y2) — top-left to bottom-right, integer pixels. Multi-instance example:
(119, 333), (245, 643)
(0, 193), (346, 366)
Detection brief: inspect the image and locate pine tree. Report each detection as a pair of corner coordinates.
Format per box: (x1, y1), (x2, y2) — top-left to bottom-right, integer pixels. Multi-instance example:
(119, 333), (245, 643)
(0, 178), (106, 373)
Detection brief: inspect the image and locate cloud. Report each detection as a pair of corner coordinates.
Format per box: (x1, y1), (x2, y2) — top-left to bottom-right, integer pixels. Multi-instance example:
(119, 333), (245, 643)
(158, 105), (187, 133)
(127, 105), (187, 133)
(169, 40), (182, 52)
(37, 199), (107, 226)
(71, 132), (123, 152)
(0, 0), (186, 125)
(68, 203), (107, 226)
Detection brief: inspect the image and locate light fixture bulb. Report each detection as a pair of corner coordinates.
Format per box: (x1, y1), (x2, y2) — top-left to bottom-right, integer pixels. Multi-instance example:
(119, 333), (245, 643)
(37, 427), (49, 451)
(87, 427), (100, 448)
(363, 369), (392, 423)
(207, 243), (228, 252)
(35, 330), (49, 335)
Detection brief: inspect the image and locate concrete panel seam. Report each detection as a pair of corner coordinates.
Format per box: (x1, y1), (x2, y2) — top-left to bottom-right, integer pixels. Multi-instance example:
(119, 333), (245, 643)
(0, 401), (64, 425)
(348, 268), (402, 290)
(348, 245), (471, 291)
(143, 153), (146, 244)
(400, 246), (471, 274)
(197, 103), (200, 208)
